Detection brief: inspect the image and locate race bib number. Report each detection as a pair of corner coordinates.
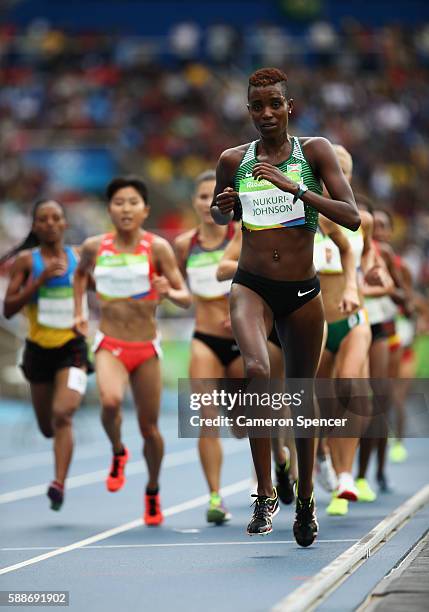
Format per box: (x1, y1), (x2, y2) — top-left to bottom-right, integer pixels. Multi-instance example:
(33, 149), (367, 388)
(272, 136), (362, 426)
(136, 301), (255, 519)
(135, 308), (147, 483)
(37, 286), (75, 329)
(95, 253), (150, 298)
(187, 250), (231, 299)
(239, 166), (305, 229)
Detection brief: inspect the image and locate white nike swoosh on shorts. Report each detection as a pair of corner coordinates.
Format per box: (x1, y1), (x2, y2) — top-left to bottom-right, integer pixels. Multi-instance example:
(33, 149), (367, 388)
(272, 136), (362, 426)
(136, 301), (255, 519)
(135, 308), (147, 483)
(297, 288), (316, 297)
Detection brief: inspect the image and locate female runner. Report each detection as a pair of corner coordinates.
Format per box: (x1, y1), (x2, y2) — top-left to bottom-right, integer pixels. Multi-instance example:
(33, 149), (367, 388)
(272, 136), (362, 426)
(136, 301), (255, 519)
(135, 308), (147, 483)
(74, 176), (191, 525)
(3, 199), (90, 511)
(211, 67), (360, 546)
(175, 170), (241, 524)
(217, 222), (297, 503)
(315, 145), (377, 516)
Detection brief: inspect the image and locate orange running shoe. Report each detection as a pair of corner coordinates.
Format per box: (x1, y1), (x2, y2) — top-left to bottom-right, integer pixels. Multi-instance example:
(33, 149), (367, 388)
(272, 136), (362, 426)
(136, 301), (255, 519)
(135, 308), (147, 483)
(144, 492), (164, 526)
(106, 447), (129, 492)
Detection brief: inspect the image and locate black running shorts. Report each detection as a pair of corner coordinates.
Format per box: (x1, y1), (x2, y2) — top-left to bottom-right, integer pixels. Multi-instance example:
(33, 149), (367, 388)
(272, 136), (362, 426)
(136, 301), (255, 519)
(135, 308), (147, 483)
(21, 336), (92, 384)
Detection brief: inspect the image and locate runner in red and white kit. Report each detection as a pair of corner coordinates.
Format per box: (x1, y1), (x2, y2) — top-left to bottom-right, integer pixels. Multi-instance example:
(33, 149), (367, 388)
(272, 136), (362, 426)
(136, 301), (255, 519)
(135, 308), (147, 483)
(74, 176), (191, 526)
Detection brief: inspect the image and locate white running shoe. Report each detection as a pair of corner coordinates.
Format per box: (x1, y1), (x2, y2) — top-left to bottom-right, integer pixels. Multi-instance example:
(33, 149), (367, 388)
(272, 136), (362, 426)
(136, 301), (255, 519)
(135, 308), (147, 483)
(316, 455), (338, 492)
(337, 472), (358, 501)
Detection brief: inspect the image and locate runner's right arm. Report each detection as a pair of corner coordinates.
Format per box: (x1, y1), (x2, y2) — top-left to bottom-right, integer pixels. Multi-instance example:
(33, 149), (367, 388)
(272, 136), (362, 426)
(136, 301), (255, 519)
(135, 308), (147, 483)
(211, 147), (246, 225)
(216, 224), (241, 281)
(3, 252), (67, 318)
(361, 260), (395, 297)
(173, 231), (193, 278)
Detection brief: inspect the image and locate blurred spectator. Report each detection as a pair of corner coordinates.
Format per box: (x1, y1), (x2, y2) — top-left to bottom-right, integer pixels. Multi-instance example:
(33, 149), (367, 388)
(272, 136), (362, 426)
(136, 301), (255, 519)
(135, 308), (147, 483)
(206, 23), (240, 66)
(169, 22), (201, 62)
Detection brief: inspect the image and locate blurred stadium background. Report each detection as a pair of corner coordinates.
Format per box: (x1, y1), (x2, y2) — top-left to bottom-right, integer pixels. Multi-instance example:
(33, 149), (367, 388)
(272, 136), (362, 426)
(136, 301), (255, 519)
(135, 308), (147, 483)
(1, 0), (429, 398)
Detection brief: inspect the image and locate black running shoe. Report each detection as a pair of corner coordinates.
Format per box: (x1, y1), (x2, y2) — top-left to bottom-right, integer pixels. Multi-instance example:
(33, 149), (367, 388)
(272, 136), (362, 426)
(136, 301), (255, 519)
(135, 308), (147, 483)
(47, 481), (64, 511)
(293, 493), (318, 547)
(377, 473), (394, 494)
(275, 463), (295, 505)
(247, 488), (279, 536)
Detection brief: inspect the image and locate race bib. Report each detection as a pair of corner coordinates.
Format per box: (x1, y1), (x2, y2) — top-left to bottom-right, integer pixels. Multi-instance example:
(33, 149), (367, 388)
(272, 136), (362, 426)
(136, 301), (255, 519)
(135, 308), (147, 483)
(187, 250), (231, 299)
(95, 253), (150, 299)
(37, 286), (82, 329)
(239, 165), (305, 230)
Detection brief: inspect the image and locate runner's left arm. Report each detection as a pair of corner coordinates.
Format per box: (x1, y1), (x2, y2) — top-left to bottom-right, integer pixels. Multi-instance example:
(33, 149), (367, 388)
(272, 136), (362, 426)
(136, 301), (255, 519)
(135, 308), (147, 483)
(73, 237), (99, 335)
(320, 215), (359, 315)
(73, 245), (95, 291)
(252, 137), (361, 230)
(153, 238), (192, 308)
(379, 243), (408, 307)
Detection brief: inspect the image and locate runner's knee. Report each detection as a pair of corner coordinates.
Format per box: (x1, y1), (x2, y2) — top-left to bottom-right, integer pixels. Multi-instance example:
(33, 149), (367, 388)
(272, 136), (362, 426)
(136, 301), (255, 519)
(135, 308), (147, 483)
(52, 405), (75, 429)
(244, 357), (270, 379)
(52, 411), (73, 429)
(100, 393), (122, 415)
(140, 422), (159, 440)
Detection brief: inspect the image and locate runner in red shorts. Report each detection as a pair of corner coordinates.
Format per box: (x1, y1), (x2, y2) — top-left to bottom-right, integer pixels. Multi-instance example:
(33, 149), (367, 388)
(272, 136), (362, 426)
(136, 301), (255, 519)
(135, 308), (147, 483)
(74, 176), (191, 525)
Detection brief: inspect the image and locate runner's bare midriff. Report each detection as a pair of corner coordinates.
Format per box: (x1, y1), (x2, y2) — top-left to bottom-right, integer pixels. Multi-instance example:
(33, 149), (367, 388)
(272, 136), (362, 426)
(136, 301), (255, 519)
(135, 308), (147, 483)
(320, 274), (362, 323)
(239, 227), (316, 280)
(194, 297), (232, 338)
(99, 299), (158, 342)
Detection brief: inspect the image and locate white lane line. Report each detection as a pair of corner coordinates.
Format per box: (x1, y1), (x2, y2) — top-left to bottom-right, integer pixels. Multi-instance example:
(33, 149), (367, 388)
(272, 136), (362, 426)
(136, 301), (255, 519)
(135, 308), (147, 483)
(0, 478), (250, 576)
(0, 441), (246, 504)
(0, 427), (179, 473)
(272, 483), (429, 612)
(1, 539), (358, 552)
(0, 446), (107, 473)
(0, 438), (141, 473)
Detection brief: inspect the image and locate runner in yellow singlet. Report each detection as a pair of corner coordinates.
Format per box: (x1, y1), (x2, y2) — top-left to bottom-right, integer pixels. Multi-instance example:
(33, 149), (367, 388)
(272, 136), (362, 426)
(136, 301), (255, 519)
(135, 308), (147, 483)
(3, 199), (91, 511)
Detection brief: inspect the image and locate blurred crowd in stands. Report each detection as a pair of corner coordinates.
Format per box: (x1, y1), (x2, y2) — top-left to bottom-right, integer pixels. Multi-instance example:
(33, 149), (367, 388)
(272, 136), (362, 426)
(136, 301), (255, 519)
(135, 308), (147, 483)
(1, 18), (429, 288)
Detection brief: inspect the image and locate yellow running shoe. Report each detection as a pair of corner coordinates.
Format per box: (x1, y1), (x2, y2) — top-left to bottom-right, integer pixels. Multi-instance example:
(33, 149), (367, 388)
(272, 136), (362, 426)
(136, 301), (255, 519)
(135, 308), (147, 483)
(389, 440), (408, 463)
(326, 494), (348, 516)
(207, 492), (231, 525)
(355, 478), (377, 502)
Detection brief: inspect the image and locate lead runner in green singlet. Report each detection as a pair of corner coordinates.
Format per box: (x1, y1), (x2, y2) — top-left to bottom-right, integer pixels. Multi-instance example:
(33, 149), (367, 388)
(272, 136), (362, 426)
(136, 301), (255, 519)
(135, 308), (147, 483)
(211, 67), (361, 547)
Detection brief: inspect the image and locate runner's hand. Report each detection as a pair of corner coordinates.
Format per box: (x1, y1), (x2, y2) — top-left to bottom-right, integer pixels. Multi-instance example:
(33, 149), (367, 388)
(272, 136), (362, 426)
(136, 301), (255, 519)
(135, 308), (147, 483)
(73, 315), (89, 337)
(378, 269), (395, 293)
(152, 274), (171, 299)
(215, 187), (239, 215)
(364, 265), (390, 288)
(252, 163), (297, 193)
(339, 287), (360, 315)
(40, 258), (68, 283)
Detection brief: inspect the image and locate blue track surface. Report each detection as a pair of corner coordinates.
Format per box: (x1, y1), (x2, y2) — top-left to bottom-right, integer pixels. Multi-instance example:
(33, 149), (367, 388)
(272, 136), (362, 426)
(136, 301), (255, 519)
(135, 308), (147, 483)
(1, 399), (428, 611)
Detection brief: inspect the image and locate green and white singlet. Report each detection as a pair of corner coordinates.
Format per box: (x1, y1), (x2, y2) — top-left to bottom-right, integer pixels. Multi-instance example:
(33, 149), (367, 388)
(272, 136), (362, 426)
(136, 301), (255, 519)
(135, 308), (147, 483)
(234, 136), (321, 232)
(185, 225), (234, 299)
